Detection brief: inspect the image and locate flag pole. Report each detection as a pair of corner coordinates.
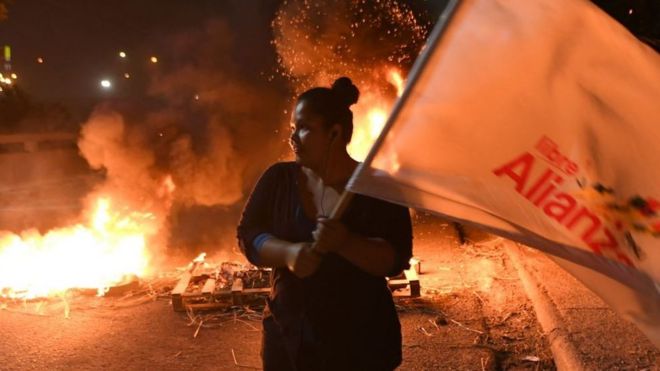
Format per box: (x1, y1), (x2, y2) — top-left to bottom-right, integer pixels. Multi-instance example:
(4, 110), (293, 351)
(329, 0), (463, 220)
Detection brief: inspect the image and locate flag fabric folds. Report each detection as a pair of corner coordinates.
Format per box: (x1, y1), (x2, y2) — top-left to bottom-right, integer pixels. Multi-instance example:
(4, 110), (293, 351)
(347, 0), (660, 346)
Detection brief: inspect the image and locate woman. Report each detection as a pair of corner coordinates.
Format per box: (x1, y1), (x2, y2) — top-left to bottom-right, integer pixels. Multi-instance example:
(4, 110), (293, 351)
(237, 77), (412, 370)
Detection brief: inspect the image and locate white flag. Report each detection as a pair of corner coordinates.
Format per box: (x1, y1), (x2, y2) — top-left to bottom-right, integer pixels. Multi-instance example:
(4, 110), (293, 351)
(348, 0), (660, 346)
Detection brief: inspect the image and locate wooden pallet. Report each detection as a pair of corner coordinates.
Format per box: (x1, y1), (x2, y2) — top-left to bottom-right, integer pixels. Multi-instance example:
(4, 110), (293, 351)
(171, 262), (271, 312)
(388, 266), (421, 298)
(171, 276), (271, 312)
(171, 260), (422, 312)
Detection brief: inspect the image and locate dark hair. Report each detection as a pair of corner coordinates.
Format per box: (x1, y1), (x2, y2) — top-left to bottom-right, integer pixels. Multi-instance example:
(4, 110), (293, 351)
(296, 77), (360, 143)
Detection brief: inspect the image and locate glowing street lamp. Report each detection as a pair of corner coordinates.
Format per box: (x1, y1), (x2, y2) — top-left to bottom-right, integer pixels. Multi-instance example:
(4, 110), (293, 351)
(119, 51), (127, 58)
(100, 79), (112, 89)
(150, 56), (158, 63)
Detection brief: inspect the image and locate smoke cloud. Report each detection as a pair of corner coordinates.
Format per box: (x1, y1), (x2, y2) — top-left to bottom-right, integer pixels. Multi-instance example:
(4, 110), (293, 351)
(77, 16), (289, 254)
(72, 2), (433, 255)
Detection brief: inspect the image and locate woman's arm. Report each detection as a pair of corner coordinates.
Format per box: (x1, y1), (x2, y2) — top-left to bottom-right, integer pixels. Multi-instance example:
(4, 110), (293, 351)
(237, 164), (321, 277)
(236, 164), (283, 266)
(258, 237), (321, 278)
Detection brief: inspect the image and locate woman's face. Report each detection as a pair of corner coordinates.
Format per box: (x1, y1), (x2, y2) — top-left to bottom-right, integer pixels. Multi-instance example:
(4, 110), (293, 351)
(290, 100), (334, 170)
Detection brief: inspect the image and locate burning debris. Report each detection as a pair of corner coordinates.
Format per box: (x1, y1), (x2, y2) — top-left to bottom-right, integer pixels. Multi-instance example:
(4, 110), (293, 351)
(0, 196), (164, 300)
(0, 17), (285, 301)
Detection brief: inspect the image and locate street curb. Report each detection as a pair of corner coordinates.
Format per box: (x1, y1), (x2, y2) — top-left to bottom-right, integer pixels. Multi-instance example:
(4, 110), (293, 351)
(505, 242), (585, 371)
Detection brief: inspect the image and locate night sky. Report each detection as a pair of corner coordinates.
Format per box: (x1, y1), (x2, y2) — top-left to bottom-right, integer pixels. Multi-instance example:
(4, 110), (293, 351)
(0, 1), (283, 119)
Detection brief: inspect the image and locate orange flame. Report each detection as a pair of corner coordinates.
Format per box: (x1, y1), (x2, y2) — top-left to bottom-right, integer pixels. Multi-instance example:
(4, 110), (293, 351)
(387, 69), (405, 96)
(0, 176), (175, 299)
(347, 68), (405, 161)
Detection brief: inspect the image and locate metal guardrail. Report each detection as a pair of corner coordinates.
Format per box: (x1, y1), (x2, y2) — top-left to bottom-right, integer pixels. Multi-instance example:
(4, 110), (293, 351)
(0, 132), (77, 153)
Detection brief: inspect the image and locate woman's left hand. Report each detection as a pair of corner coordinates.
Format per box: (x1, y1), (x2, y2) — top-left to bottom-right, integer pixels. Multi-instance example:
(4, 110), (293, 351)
(312, 217), (352, 254)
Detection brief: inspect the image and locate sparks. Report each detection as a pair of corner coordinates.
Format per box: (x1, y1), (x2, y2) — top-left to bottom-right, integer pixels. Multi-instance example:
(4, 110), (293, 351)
(272, 1), (428, 161)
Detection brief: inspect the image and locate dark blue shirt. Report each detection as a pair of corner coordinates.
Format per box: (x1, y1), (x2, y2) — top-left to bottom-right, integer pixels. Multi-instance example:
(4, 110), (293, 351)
(237, 162), (413, 370)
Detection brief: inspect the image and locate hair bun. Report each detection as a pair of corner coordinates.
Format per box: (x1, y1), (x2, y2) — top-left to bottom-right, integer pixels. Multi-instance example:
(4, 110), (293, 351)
(331, 77), (360, 107)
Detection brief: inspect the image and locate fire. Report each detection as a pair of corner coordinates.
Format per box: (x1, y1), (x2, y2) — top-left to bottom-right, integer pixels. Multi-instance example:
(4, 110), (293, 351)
(347, 68), (405, 161)
(0, 198), (151, 299)
(387, 69), (405, 96)
(0, 176), (175, 299)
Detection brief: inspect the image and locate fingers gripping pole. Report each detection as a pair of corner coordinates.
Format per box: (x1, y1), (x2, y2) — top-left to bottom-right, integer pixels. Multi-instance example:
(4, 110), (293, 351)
(311, 191), (355, 254)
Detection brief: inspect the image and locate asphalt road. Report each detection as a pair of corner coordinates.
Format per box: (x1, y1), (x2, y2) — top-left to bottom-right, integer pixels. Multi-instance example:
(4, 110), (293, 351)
(0, 218), (657, 370)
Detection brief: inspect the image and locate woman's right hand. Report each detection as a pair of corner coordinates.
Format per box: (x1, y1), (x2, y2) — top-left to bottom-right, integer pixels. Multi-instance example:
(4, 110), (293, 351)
(285, 242), (321, 278)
